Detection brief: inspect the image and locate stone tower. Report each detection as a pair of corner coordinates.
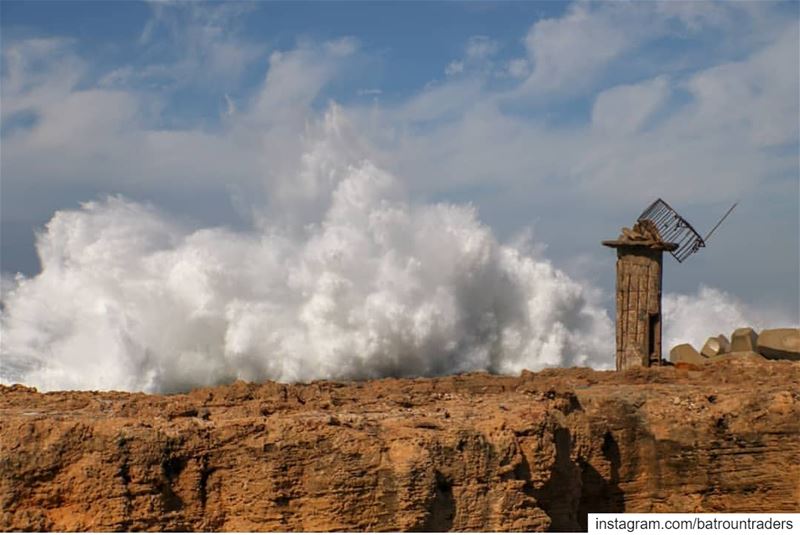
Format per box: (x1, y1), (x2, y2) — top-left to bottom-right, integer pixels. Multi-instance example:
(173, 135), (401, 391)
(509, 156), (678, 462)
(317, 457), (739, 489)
(603, 220), (677, 371)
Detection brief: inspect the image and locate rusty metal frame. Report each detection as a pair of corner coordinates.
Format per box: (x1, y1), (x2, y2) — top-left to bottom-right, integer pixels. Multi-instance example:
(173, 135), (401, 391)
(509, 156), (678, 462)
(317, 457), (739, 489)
(637, 198), (705, 263)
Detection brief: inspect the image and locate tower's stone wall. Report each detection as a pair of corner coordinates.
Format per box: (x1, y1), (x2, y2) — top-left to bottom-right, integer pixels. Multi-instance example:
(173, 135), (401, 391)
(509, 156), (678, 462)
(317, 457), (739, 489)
(614, 246), (663, 370)
(603, 220), (675, 371)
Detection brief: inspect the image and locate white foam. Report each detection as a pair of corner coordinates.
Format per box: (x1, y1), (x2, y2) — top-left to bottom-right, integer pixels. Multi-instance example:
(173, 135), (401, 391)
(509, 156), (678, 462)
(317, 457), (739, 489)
(0, 110), (619, 392)
(663, 285), (796, 351)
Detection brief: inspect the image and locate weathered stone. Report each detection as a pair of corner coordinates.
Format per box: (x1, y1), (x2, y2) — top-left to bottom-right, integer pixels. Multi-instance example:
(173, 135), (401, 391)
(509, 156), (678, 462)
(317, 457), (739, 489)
(701, 336), (727, 358)
(757, 328), (800, 361)
(731, 327), (758, 352)
(669, 343), (705, 365)
(602, 242), (669, 370)
(2, 358), (799, 531)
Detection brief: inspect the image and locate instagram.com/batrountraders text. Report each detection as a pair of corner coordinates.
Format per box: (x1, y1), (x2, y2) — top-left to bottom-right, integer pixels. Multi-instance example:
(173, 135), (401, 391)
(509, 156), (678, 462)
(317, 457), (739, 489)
(589, 513), (797, 534)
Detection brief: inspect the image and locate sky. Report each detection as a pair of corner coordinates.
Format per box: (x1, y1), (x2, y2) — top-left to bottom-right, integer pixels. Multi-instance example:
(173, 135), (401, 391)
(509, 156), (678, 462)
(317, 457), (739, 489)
(0, 1), (798, 390)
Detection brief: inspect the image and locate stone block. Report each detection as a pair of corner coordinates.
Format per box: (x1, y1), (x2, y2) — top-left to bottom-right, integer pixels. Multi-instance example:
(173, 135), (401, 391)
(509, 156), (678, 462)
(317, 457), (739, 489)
(757, 328), (800, 361)
(730, 327), (758, 352)
(717, 334), (731, 353)
(701, 336), (729, 358)
(670, 343), (705, 365)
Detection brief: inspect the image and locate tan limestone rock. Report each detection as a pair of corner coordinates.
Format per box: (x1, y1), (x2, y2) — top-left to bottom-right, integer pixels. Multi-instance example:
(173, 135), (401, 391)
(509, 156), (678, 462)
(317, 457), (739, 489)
(1, 359), (798, 531)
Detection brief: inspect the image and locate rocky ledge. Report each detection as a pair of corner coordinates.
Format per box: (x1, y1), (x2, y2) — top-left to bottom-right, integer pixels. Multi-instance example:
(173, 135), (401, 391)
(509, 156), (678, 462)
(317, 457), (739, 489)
(1, 355), (798, 532)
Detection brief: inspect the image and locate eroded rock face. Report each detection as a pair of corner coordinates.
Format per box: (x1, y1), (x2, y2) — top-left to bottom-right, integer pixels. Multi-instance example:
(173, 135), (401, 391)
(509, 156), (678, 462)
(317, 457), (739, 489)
(2, 357), (799, 532)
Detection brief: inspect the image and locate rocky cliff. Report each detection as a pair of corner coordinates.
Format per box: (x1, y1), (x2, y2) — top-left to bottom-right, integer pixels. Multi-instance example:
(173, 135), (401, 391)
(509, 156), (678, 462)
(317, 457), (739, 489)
(2, 355), (798, 532)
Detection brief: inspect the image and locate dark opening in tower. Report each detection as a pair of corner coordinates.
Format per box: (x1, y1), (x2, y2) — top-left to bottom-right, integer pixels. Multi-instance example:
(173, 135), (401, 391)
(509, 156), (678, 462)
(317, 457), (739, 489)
(648, 313), (659, 364)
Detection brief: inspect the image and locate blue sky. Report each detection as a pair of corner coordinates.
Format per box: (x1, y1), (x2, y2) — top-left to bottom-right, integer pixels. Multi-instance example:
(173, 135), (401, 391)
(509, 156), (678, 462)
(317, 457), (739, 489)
(2, 0), (799, 317)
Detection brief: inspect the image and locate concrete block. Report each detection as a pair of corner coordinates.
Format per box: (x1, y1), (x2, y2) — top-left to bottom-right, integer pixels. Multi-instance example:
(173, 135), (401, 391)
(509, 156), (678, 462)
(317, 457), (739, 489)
(717, 334), (731, 353)
(670, 343), (705, 365)
(701, 336), (728, 358)
(730, 327), (758, 352)
(757, 328), (800, 361)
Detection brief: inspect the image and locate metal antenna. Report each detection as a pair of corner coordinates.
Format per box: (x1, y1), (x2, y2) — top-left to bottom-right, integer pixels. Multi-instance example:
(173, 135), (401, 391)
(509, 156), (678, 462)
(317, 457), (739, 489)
(704, 202), (738, 242)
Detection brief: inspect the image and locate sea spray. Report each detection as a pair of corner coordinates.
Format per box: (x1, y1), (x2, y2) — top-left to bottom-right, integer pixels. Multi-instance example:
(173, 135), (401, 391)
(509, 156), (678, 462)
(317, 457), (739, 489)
(662, 286), (794, 353)
(0, 114), (615, 392)
(2, 110), (787, 393)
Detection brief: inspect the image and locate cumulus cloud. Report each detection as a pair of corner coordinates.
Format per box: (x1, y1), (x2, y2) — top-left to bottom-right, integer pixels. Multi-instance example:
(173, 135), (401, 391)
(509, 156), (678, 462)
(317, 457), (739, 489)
(591, 75), (670, 135)
(504, 58), (530, 79)
(252, 39), (358, 122)
(465, 36), (499, 61)
(1, 37), (85, 121)
(515, 1), (781, 96)
(373, 10), (797, 213)
(444, 35), (500, 77)
(445, 61), (464, 77)
(684, 23), (799, 148)
(0, 35), (360, 228)
(136, 1), (263, 87)
(522, 3), (631, 92)
(575, 23), (799, 205)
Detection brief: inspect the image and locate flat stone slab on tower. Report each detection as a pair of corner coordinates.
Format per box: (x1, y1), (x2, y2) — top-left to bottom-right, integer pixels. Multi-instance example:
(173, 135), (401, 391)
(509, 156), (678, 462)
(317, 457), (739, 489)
(757, 328), (800, 361)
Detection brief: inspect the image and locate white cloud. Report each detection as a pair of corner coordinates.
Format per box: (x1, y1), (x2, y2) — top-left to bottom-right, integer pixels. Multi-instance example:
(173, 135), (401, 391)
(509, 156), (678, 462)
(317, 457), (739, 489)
(683, 23), (799, 147)
(357, 88), (382, 96)
(0, 35), (361, 229)
(134, 1), (263, 89)
(392, 79), (483, 124)
(592, 75), (670, 135)
(465, 35), (499, 61)
(505, 58), (530, 79)
(654, 1), (734, 32)
(1, 38), (85, 120)
(515, 1), (781, 96)
(223, 93), (237, 116)
(324, 36), (359, 57)
(251, 40), (358, 123)
(445, 60), (464, 76)
(521, 4), (630, 92)
(574, 22), (799, 204)
(369, 16), (796, 208)
(444, 35), (500, 77)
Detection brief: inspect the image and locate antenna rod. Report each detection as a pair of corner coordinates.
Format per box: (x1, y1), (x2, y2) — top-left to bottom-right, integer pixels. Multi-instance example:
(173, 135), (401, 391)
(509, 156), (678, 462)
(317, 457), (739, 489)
(704, 202), (738, 242)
